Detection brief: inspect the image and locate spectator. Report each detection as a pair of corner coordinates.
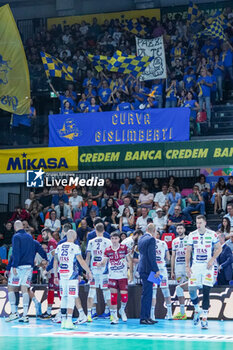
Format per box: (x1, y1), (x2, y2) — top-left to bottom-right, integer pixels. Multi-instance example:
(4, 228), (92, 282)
(105, 208), (120, 233)
(49, 83), (76, 113)
(217, 233), (233, 285)
(69, 188), (83, 216)
(150, 177), (160, 195)
(220, 42), (233, 88)
(25, 191), (36, 210)
(167, 175), (179, 192)
(101, 197), (114, 218)
(136, 207), (149, 233)
(85, 97), (102, 112)
(9, 205), (30, 222)
(52, 186), (69, 207)
(183, 185), (205, 222)
(39, 187), (52, 213)
(213, 54), (224, 103)
(55, 199), (72, 225)
(195, 174), (210, 205)
(119, 207), (135, 234)
(118, 196), (134, 217)
(167, 185), (181, 215)
(77, 93), (90, 113)
(0, 222), (14, 247)
(101, 178), (118, 207)
(131, 176), (145, 199)
(212, 177), (226, 214)
(168, 205), (186, 235)
(165, 78), (177, 108)
(28, 207), (43, 235)
(44, 210), (61, 233)
(76, 219), (90, 242)
(86, 209), (98, 229)
(153, 208), (167, 235)
(224, 203), (233, 229)
(81, 198), (99, 219)
(222, 176), (233, 212)
(218, 217), (231, 240)
(118, 177), (132, 199)
(88, 185), (104, 207)
(196, 67), (212, 127)
(98, 80), (112, 111)
(154, 184), (169, 209)
(138, 185), (154, 209)
(120, 232), (127, 242)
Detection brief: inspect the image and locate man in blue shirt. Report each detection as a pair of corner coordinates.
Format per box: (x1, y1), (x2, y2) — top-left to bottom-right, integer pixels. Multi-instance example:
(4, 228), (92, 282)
(7, 221), (47, 323)
(197, 68), (213, 127)
(52, 186), (69, 207)
(220, 43), (233, 87)
(98, 80), (112, 111)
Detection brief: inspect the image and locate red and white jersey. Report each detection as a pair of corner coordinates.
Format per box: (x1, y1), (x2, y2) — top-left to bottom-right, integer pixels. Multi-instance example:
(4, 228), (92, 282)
(47, 238), (57, 262)
(172, 236), (189, 268)
(155, 239), (168, 269)
(86, 236), (111, 274)
(104, 244), (130, 279)
(55, 242), (81, 280)
(187, 228), (219, 265)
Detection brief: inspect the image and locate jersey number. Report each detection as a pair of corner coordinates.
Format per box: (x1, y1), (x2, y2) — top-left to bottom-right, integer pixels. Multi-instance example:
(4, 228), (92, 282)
(61, 248), (68, 256)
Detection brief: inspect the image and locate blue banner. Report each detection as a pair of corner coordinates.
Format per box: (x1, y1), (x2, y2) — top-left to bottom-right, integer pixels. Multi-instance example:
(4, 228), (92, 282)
(49, 108), (190, 147)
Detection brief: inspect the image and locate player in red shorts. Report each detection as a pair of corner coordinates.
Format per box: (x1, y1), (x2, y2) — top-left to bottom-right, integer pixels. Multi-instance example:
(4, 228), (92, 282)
(99, 231), (130, 324)
(40, 228), (58, 319)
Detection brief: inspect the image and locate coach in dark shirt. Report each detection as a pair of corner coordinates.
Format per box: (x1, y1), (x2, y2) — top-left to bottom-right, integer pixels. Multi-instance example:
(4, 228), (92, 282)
(217, 233), (233, 285)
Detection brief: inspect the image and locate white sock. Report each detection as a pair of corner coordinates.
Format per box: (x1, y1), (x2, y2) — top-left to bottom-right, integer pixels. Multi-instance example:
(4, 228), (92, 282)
(194, 304), (200, 312)
(67, 314), (72, 322)
(167, 304), (172, 317)
(88, 308), (92, 317)
(8, 291), (16, 314)
(61, 314), (66, 321)
(180, 304), (185, 315)
(151, 306), (155, 318)
(104, 305), (110, 314)
(91, 306), (96, 314)
(112, 309), (117, 319)
(202, 310), (208, 320)
(32, 297), (39, 306)
(23, 293), (29, 317)
(47, 306), (52, 315)
(78, 308), (85, 317)
(121, 302), (127, 311)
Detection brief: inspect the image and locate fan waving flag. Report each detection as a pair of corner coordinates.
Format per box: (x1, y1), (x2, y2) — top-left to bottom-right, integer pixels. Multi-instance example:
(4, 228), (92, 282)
(0, 4), (30, 115)
(122, 19), (148, 36)
(85, 52), (110, 72)
(187, 1), (202, 23)
(107, 51), (153, 78)
(40, 52), (75, 81)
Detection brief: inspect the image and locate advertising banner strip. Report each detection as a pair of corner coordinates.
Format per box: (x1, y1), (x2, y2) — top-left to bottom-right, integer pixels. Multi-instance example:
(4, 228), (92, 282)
(0, 147), (78, 174)
(49, 108), (190, 147)
(47, 9), (160, 30)
(78, 139), (233, 170)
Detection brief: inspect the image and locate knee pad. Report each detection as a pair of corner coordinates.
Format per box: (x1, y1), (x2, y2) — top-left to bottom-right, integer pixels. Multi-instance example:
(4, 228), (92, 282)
(103, 289), (110, 302)
(189, 286), (198, 304)
(121, 293), (128, 303)
(176, 285), (184, 297)
(152, 287), (157, 299)
(67, 296), (75, 310)
(111, 293), (118, 306)
(88, 287), (96, 299)
(47, 290), (54, 305)
(162, 288), (170, 298)
(61, 296), (68, 309)
(202, 285), (211, 310)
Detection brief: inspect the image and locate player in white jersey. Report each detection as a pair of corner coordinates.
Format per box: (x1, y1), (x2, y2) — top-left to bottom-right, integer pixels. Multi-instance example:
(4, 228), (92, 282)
(86, 223), (111, 322)
(121, 229), (143, 283)
(171, 224), (189, 320)
(54, 230), (92, 329)
(185, 215), (222, 329)
(151, 232), (172, 321)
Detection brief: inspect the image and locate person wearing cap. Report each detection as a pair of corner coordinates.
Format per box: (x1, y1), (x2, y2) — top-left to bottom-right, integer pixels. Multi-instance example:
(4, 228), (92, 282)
(153, 208), (167, 235)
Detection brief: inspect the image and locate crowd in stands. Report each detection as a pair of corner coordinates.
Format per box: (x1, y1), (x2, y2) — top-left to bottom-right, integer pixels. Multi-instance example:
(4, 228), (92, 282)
(22, 6), (233, 137)
(1, 174), (233, 284)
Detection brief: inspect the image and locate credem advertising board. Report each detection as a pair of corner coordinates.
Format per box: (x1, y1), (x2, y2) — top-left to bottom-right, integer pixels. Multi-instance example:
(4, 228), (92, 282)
(79, 140), (233, 170)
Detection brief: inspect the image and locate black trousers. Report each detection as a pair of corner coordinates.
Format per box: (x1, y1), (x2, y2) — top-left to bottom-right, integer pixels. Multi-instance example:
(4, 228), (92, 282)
(140, 273), (153, 320)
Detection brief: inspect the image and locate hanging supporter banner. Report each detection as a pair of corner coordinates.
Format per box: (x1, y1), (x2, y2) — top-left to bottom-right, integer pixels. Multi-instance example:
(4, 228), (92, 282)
(0, 147), (78, 174)
(78, 139), (233, 171)
(49, 108), (189, 147)
(47, 9), (160, 30)
(0, 4), (30, 115)
(136, 36), (167, 81)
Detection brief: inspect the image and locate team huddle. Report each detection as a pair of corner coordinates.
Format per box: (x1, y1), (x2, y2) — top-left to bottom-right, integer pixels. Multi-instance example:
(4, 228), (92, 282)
(5, 215), (221, 330)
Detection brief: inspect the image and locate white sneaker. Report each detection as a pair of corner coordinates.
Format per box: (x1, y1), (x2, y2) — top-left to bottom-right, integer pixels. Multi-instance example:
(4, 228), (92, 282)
(119, 308), (127, 322)
(74, 314), (87, 325)
(18, 316), (29, 323)
(165, 313), (173, 320)
(111, 315), (119, 324)
(5, 313), (19, 322)
(64, 319), (77, 330)
(61, 319), (66, 329)
(193, 309), (202, 326)
(52, 310), (61, 323)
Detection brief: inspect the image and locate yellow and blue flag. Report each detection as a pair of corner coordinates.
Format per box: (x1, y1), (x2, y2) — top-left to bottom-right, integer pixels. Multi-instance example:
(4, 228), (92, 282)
(122, 19), (148, 36)
(203, 20), (226, 41)
(40, 52), (75, 81)
(204, 10), (229, 29)
(187, 1), (202, 23)
(0, 4), (30, 115)
(85, 52), (110, 72)
(107, 51), (153, 79)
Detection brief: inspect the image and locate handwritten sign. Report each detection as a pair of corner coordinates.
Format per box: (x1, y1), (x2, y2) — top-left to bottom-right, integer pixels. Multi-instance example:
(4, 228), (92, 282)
(136, 36), (167, 81)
